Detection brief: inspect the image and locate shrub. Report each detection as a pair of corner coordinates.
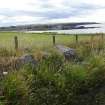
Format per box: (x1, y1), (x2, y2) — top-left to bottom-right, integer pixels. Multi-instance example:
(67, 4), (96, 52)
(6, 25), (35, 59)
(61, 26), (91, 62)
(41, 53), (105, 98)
(28, 53), (105, 105)
(0, 101), (4, 105)
(28, 54), (66, 105)
(2, 51), (105, 105)
(2, 71), (29, 105)
(0, 96), (6, 105)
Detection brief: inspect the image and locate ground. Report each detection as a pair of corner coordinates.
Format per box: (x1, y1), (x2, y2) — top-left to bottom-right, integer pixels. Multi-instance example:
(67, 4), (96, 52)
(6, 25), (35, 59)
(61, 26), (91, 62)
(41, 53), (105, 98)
(0, 32), (97, 50)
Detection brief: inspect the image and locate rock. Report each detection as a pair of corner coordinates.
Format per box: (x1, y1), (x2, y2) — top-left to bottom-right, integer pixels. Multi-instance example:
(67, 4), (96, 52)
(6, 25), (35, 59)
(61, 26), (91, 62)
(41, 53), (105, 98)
(0, 55), (37, 72)
(19, 54), (36, 64)
(56, 45), (77, 60)
(15, 54), (37, 69)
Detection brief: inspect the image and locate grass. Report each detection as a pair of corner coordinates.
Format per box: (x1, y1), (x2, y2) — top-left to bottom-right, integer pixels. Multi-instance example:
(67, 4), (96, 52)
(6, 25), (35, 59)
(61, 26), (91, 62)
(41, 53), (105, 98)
(1, 52), (105, 105)
(0, 32), (105, 105)
(0, 32), (99, 50)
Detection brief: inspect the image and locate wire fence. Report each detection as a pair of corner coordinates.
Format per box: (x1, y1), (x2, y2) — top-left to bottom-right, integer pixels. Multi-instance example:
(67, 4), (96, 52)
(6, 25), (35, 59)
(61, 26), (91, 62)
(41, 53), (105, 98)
(0, 33), (104, 50)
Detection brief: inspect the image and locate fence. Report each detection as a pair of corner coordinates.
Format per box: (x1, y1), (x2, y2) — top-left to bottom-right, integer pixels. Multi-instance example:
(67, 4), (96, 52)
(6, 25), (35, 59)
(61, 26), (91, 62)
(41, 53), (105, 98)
(0, 33), (104, 51)
(13, 33), (104, 51)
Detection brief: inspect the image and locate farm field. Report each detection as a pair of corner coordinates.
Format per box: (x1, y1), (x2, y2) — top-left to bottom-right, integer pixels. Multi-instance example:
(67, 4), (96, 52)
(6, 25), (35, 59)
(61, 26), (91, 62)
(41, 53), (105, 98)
(0, 32), (95, 50)
(0, 32), (105, 105)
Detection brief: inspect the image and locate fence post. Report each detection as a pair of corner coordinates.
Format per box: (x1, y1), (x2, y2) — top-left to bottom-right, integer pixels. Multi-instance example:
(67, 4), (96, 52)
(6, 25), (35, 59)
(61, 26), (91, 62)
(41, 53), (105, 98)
(75, 35), (78, 43)
(53, 35), (55, 45)
(14, 36), (18, 51)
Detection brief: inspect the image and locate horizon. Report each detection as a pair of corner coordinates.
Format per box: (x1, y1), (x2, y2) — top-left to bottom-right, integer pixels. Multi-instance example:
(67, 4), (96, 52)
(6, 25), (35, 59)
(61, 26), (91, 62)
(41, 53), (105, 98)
(1, 21), (105, 28)
(0, 0), (105, 26)
(0, 22), (100, 28)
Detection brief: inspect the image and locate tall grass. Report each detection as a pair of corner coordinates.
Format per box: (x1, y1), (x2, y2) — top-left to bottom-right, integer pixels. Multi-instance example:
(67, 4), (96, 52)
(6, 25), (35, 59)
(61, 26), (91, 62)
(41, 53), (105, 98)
(0, 36), (105, 105)
(1, 52), (105, 105)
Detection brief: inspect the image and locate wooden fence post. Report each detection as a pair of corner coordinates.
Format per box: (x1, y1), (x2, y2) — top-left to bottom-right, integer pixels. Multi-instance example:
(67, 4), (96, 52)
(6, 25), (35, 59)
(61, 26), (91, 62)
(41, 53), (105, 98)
(53, 35), (55, 45)
(75, 35), (78, 43)
(14, 36), (18, 50)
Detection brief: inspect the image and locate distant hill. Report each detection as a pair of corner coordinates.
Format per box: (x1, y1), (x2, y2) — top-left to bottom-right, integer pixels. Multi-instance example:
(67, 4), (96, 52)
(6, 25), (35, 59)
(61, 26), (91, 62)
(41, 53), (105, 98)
(0, 22), (100, 31)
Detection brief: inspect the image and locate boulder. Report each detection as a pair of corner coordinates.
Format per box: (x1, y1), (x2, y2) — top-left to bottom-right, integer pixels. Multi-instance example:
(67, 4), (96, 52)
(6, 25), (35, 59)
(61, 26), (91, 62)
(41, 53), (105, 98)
(56, 45), (77, 60)
(19, 54), (36, 64)
(15, 54), (37, 69)
(0, 54), (37, 73)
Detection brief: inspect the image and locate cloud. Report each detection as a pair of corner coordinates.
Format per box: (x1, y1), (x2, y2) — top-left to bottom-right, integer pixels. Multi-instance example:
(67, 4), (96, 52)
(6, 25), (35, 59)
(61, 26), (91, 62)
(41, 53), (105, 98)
(0, 0), (105, 26)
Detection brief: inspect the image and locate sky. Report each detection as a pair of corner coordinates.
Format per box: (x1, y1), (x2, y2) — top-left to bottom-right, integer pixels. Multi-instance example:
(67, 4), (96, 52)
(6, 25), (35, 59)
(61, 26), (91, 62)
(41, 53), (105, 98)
(0, 0), (105, 26)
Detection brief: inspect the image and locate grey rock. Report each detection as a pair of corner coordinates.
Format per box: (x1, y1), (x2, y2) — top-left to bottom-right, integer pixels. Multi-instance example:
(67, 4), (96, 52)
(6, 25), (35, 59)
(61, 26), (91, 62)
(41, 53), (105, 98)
(19, 54), (36, 64)
(56, 45), (77, 60)
(0, 55), (37, 72)
(15, 54), (37, 69)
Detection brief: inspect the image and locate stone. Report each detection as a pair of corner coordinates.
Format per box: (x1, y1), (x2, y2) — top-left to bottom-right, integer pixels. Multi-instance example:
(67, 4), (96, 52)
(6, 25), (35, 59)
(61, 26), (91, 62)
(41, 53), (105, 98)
(56, 45), (77, 60)
(15, 54), (37, 69)
(0, 55), (37, 72)
(19, 54), (36, 64)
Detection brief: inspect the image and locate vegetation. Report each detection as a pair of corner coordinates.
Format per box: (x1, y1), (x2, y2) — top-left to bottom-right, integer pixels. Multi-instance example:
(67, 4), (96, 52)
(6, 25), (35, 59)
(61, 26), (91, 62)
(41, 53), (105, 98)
(0, 32), (98, 50)
(0, 32), (105, 105)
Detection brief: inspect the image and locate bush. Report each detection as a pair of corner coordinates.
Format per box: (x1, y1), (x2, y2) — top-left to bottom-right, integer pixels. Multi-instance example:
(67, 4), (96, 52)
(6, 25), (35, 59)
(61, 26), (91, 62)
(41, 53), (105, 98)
(0, 101), (4, 105)
(1, 52), (105, 105)
(0, 96), (5, 105)
(28, 54), (65, 105)
(28, 54), (105, 105)
(2, 71), (29, 105)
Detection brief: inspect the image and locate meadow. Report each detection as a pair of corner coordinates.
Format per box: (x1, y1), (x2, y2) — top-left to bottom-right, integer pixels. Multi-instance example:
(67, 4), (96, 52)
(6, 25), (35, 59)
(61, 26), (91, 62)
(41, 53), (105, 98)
(0, 32), (94, 50)
(0, 32), (105, 105)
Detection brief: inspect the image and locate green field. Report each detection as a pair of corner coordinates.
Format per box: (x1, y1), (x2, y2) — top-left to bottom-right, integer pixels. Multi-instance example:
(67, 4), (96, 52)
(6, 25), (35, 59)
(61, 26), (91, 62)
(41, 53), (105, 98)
(1, 32), (105, 105)
(0, 32), (95, 50)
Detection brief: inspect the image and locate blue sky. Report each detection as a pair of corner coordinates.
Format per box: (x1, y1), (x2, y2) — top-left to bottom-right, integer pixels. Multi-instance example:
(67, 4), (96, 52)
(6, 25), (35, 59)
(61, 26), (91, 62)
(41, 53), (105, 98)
(0, 0), (105, 26)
